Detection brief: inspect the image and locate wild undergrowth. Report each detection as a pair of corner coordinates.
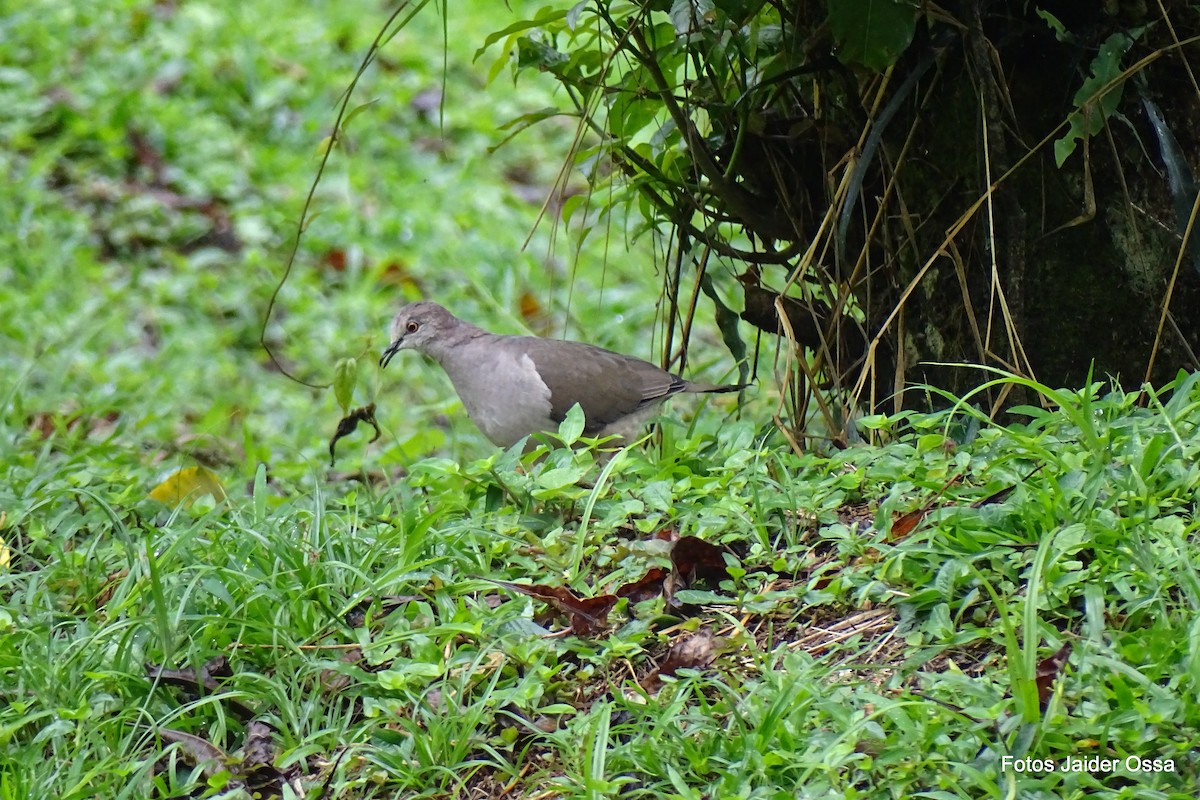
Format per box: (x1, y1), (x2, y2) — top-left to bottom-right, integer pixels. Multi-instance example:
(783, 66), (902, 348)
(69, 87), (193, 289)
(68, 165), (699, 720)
(5, 369), (1200, 798)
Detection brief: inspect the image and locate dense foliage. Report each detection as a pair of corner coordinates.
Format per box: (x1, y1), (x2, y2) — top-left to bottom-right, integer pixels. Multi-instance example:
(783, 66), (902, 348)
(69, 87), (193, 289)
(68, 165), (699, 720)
(487, 0), (1200, 436)
(2, 2), (1199, 799)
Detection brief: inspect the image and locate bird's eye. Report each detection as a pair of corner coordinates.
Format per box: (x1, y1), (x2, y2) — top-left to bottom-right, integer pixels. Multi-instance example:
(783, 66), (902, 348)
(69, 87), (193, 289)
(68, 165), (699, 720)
(407, 321), (420, 334)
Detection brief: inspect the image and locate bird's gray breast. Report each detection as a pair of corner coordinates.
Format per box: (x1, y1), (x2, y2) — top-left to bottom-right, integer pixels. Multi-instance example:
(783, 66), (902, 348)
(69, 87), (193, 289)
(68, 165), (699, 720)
(440, 339), (556, 447)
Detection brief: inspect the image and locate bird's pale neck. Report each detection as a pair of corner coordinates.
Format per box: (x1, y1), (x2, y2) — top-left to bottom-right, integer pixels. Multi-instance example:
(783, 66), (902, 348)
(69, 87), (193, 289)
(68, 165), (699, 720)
(424, 322), (488, 364)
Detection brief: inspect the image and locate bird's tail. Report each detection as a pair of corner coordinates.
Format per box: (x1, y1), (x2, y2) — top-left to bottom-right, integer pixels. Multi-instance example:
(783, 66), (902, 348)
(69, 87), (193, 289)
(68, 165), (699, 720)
(688, 382), (750, 394)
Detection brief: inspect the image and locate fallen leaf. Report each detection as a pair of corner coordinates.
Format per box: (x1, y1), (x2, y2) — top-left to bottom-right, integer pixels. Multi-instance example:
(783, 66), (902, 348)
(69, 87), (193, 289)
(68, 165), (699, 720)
(28, 409), (120, 440)
(665, 537), (736, 609)
(156, 728), (228, 778)
(1035, 641), (1072, 709)
(491, 580), (617, 636)
(889, 506), (929, 541)
(641, 627), (717, 692)
(670, 537), (731, 586)
(149, 465), (226, 507)
(147, 657), (256, 722)
(615, 567), (668, 604)
(94, 569), (128, 609)
(240, 721), (287, 799)
(241, 720), (276, 768)
(885, 473), (964, 542)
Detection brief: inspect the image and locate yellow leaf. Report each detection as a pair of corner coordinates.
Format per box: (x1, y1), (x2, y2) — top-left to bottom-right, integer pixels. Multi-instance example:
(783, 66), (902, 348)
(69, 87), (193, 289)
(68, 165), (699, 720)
(149, 466), (227, 507)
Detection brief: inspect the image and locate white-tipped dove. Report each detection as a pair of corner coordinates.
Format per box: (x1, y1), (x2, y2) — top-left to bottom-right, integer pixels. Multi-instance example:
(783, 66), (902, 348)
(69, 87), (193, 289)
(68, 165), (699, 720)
(379, 301), (744, 448)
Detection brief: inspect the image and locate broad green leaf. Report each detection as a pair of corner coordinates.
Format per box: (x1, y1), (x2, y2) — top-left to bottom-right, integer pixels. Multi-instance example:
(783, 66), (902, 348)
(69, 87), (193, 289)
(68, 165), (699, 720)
(1054, 31), (1138, 166)
(535, 464), (589, 491)
(561, 192), (588, 226)
(672, 589), (733, 605)
(827, 0), (918, 70)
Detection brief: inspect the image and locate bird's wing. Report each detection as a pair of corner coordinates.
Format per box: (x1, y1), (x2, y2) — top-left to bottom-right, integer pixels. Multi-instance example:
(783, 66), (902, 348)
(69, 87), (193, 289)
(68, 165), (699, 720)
(519, 338), (683, 431)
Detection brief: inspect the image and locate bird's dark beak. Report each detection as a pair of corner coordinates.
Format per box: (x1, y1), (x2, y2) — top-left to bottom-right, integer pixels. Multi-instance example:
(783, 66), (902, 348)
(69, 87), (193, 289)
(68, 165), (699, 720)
(380, 338), (403, 368)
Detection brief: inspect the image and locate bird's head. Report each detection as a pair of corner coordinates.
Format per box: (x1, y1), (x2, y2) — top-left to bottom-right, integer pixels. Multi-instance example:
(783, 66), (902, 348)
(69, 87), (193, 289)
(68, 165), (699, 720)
(380, 301), (460, 368)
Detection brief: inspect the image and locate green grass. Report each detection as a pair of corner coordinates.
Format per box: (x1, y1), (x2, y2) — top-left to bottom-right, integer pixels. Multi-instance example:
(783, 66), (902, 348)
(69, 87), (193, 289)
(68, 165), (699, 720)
(2, 1), (1200, 798)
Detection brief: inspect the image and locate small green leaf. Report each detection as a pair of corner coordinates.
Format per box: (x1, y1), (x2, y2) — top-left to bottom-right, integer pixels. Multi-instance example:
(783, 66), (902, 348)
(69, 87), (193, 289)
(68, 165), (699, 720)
(340, 99), (379, 133)
(377, 663), (442, 690)
(333, 357), (358, 414)
(516, 36), (569, 73)
(497, 107), (563, 132)
(299, 208), (325, 233)
(857, 413), (891, 430)
(561, 192), (588, 226)
(673, 589), (733, 605)
(1036, 8), (1074, 43)
(608, 66), (659, 139)
(557, 403), (586, 445)
(475, 9), (568, 62)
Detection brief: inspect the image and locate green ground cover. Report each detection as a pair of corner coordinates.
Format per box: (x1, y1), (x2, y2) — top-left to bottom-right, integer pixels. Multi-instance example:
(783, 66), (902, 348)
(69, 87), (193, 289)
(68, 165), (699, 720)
(2, 1), (1198, 798)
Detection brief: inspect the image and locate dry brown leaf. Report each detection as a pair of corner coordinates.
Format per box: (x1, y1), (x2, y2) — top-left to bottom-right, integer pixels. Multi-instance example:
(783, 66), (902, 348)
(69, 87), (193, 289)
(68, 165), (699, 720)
(1036, 641), (1072, 709)
(641, 627), (718, 692)
(491, 580), (617, 636)
(157, 728), (228, 777)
